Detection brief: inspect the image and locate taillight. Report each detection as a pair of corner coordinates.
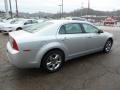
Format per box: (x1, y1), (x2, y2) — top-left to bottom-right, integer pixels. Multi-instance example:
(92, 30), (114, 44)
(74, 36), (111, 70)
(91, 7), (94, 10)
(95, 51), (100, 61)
(12, 39), (19, 51)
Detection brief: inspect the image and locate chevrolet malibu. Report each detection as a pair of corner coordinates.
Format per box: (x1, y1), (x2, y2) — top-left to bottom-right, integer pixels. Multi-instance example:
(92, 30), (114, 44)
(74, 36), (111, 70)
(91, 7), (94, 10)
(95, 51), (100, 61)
(7, 20), (113, 72)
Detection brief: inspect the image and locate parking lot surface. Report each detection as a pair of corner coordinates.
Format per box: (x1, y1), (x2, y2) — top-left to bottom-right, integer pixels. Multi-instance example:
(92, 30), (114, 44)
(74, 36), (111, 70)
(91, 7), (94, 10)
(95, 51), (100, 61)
(0, 27), (120, 90)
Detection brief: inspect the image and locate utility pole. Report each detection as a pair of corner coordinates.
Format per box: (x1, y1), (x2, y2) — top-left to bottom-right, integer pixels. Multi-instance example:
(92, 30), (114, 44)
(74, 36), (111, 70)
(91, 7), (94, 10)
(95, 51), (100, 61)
(4, 0), (9, 18)
(61, 0), (63, 18)
(9, 0), (13, 18)
(87, 0), (90, 19)
(15, 0), (18, 17)
(58, 5), (62, 18)
(81, 2), (83, 17)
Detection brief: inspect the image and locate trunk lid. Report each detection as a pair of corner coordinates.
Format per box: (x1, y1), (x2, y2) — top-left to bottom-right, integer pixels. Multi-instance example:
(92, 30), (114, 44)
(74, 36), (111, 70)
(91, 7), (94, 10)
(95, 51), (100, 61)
(9, 30), (32, 39)
(9, 30), (33, 51)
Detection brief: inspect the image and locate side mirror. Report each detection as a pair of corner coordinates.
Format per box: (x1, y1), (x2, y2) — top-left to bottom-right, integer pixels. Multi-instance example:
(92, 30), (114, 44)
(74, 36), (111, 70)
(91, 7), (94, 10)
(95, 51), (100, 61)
(98, 30), (103, 34)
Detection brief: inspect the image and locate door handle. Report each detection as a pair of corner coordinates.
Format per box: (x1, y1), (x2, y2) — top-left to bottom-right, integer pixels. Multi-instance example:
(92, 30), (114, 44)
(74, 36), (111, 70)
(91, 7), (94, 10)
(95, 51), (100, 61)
(87, 37), (92, 38)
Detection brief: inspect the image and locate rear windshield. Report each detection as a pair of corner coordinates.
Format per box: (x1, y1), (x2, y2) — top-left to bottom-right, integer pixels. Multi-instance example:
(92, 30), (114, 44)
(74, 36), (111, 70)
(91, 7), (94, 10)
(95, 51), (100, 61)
(23, 22), (53, 33)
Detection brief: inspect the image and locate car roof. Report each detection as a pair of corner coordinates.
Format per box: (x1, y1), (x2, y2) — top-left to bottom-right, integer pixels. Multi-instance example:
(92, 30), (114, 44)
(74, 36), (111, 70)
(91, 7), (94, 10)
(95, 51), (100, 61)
(48, 20), (92, 25)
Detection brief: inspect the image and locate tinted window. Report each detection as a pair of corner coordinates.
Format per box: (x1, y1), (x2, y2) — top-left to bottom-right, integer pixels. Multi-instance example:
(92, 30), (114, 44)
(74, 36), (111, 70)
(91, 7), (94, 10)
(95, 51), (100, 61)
(59, 23), (83, 34)
(82, 23), (99, 33)
(59, 25), (66, 34)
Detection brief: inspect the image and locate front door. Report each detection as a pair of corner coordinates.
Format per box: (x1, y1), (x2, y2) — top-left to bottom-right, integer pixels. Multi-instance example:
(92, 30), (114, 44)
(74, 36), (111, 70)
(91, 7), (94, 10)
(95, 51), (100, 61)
(81, 23), (105, 51)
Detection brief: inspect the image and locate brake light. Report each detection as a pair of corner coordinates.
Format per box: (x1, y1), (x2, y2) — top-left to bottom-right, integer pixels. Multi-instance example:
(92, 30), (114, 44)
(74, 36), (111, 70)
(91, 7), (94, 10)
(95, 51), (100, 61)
(12, 39), (19, 51)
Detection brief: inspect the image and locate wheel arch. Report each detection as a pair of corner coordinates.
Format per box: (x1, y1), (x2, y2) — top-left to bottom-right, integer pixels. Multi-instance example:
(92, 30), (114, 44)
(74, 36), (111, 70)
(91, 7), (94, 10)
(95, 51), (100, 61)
(16, 27), (22, 30)
(35, 42), (68, 67)
(40, 48), (65, 67)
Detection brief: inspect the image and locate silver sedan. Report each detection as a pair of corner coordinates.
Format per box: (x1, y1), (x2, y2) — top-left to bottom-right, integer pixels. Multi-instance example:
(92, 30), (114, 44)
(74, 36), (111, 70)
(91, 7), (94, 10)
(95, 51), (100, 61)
(7, 20), (113, 72)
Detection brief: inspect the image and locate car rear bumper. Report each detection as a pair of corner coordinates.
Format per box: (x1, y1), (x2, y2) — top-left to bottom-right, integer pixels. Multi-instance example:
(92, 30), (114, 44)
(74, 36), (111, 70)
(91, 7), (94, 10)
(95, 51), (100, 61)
(6, 42), (40, 68)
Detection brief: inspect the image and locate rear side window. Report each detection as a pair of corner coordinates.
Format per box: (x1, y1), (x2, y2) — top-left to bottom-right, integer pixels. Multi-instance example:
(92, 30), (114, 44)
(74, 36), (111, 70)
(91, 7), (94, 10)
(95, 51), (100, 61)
(59, 25), (66, 34)
(59, 23), (83, 34)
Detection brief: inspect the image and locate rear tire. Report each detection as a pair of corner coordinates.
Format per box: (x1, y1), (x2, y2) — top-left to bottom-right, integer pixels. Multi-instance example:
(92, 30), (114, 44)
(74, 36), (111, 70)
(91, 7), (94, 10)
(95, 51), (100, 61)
(103, 39), (113, 53)
(41, 50), (64, 73)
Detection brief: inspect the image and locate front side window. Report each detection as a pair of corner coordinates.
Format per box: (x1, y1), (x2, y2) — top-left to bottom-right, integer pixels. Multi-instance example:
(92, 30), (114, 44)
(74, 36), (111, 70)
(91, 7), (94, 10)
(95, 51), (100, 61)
(59, 23), (83, 34)
(82, 23), (99, 33)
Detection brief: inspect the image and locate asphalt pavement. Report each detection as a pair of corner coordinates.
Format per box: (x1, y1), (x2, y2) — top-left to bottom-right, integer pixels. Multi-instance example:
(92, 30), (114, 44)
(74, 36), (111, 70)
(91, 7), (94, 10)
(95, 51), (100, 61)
(0, 27), (120, 90)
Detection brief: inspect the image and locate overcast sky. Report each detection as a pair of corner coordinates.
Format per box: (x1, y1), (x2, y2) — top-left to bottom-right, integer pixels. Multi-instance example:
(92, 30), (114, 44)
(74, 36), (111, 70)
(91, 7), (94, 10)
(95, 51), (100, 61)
(0, 0), (120, 13)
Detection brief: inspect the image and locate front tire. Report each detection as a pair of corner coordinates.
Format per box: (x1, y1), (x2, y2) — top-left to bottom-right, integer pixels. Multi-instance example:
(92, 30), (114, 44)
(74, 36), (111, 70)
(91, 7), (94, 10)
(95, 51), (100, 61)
(41, 50), (64, 73)
(103, 39), (113, 53)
